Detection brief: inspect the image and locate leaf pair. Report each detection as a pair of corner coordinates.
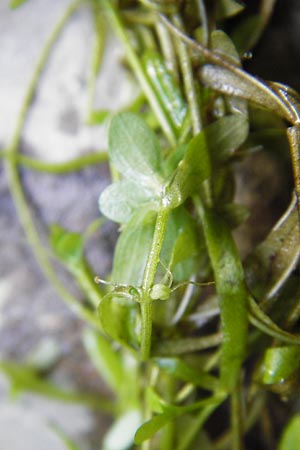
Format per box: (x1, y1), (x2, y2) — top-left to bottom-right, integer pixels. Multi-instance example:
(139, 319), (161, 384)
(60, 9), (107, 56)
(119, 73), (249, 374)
(99, 113), (164, 224)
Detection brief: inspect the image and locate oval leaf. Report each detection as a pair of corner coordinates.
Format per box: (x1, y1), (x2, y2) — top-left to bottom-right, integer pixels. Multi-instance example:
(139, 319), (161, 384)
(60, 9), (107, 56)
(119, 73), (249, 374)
(109, 112), (163, 190)
(99, 180), (158, 224)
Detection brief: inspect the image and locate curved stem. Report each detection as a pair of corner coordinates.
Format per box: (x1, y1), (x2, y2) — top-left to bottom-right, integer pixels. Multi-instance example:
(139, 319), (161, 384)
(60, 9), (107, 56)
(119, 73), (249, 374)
(1, 150), (108, 173)
(5, 0), (100, 329)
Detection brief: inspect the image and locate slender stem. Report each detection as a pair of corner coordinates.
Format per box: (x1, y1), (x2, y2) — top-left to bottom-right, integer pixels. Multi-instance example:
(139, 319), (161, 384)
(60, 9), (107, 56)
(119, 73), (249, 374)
(172, 14), (202, 135)
(155, 20), (179, 82)
(101, 0), (177, 147)
(152, 332), (223, 356)
(86, 0), (106, 120)
(0, 150), (108, 173)
(9, 0), (84, 157)
(196, 0), (209, 46)
(231, 379), (244, 450)
(140, 207), (170, 360)
(5, 0), (100, 329)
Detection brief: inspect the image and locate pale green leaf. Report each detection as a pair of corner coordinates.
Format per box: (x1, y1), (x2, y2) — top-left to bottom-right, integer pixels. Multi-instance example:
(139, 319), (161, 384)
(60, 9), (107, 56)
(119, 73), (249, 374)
(112, 209), (156, 285)
(99, 180), (158, 224)
(109, 112), (163, 190)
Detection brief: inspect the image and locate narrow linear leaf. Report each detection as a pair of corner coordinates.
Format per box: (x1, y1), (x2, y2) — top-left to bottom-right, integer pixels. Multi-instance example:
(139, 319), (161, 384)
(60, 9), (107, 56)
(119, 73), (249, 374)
(200, 65), (293, 122)
(199, 206), (248, 391)
(248, 296), (300, 345)
(134, 395), (225, 444)
(142, 50), (187, 132)
(245, 197), (300, 299)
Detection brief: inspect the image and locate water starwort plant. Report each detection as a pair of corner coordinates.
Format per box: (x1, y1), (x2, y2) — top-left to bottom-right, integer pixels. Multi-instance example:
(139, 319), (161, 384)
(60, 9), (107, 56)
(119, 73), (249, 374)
(2, 1), (300, 449)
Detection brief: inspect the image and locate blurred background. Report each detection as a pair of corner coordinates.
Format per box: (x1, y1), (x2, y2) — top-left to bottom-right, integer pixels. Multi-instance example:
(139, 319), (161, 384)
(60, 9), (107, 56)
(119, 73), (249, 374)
(0, 0), (299, 448)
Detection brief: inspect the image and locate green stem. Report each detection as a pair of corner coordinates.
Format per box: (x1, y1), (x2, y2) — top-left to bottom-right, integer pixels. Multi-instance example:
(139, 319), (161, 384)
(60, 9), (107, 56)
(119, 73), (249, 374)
(86, 0), (106, 121)
(230, 379), (244, 450)
(172, 14), (202, 135)
(152, 332), (223, 356)
(5, 0), (100, 329)
(140, 207), (170, 360)
(101, 0), (177, 147)
(0, 150), (108, 173)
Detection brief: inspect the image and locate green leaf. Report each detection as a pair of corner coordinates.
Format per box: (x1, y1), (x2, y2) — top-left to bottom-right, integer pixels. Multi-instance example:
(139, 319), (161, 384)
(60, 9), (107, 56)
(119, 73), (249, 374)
(262, 346), (300, 385)
(112, 209), (156, 285)
(134, 412), (176, 445)
(154, 358), (219, 391)
(279, 415), (300, 450)
(50, 225), (83, 268)
(10, 0), (30, 8)
(99, 180), (158, 224)
(109, 112), (163, 190)
(215, 0), (244, 20)
(200, 65), (292, 122)
(203, 115), (249, 164)
(142, 50), (187, 133)
(82, 329), (124, 395)
(198, 206), (248, 391)
(134, 395), (225, 444)
(166, 115), (248, 209)
(166, 132), (211, 209)
(98, 293), (140, 349)
(102, 410), (142, 450)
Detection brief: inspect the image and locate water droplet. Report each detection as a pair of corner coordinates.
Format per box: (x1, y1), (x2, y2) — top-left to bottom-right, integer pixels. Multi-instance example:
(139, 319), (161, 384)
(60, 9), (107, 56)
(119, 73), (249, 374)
(243, 51), (253, 60)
